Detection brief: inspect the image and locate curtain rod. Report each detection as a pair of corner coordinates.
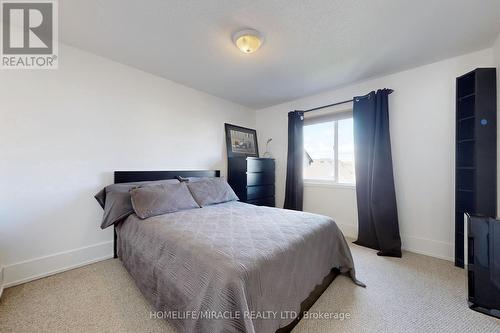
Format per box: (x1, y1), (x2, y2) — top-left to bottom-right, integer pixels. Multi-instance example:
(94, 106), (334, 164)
(302, 89), (393, 113)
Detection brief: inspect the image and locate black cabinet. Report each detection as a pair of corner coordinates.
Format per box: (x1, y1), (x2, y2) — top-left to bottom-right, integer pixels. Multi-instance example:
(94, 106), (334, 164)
(228, 157), (275, 207)
(467, 215), (500, 319)
(455, 68), (497, 267)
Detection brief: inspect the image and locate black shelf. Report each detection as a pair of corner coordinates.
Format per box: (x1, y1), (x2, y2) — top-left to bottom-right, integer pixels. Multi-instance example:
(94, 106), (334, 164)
(458, 93), (475, 119)
(455, 68), (497, 268)
(458, 138), (475, 144)
(458, 116), (475, 122)
(458, 93), (476, 100)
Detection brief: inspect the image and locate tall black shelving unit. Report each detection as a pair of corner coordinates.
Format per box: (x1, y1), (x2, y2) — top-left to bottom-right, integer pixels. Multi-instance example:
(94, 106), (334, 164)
(455, 68), (497, 268)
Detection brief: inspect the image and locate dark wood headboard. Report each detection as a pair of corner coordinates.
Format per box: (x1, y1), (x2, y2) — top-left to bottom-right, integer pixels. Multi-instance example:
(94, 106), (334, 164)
(114, 170), (220, 184)
(112, 170), (220, 258)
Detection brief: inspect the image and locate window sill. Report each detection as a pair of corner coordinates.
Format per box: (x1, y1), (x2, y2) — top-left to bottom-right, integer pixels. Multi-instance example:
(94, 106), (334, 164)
(303, 180), (356, 190)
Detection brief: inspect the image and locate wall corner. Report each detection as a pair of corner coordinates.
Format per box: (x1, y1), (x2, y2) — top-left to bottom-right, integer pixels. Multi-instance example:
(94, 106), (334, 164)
(494, 32), (500, 218)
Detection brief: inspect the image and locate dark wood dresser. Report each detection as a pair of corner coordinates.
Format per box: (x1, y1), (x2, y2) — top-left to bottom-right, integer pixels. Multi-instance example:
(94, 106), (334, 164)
(228, 157), (275, 207)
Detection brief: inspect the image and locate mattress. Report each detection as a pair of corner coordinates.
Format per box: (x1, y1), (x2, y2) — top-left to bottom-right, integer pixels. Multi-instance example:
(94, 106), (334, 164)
(116, 201), (359, 333)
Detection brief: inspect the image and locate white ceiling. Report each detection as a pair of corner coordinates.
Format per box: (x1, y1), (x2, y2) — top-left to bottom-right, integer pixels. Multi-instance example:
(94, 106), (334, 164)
(60, 0), (500, 109)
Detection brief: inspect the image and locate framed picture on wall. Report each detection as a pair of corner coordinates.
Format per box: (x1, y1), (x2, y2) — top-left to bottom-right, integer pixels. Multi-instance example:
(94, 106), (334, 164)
(224, 123), (259, 158)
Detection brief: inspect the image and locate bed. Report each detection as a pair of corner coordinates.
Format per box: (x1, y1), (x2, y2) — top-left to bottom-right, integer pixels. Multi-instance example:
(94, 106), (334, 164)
(107, 170), (362, 333)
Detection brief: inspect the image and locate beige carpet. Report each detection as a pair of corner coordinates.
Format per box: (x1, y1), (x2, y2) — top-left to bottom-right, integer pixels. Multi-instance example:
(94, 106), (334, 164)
(1, 243), (499, 333)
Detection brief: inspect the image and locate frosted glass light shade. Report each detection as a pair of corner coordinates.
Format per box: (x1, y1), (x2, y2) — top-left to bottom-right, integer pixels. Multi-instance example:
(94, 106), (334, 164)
(233, 29), (263, 54)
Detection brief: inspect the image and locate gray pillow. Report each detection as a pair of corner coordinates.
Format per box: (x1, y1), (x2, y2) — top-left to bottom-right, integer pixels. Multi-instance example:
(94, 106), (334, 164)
(130, 182), (199, 219)
(94, 179), (179, 229)
(186, 177), (239, 207)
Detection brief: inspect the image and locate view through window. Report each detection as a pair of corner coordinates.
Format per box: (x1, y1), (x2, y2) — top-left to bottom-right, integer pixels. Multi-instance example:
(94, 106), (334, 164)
(303, 116), (355, 184)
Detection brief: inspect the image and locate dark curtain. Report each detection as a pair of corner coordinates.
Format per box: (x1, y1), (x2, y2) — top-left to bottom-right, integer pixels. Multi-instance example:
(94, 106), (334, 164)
(284, 111), (304, 211)
(353, 89), (402, 257)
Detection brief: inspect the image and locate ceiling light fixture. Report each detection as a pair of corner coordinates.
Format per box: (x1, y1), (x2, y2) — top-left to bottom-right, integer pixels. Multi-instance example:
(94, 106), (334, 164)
(233, 29), (263, 54)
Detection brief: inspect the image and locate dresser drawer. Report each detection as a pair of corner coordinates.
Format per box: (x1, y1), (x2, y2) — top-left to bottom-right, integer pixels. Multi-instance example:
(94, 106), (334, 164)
(247, 158), (275, 173)
(247, 172), (275, 186)
(247, 196), (275, 207)
(246, 185), (275, 200)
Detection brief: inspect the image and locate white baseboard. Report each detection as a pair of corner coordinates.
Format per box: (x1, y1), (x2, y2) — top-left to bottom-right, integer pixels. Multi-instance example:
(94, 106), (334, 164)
(337, 222), (454, 262)
(336, 222), (358, 239)
(0, 266), (4, 298)
(401, 235), (454, 262)
(3, 241), (113, 289)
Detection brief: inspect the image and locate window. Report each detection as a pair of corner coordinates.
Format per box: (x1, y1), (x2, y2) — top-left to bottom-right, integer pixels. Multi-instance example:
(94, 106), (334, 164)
(303, 113), (355, 185)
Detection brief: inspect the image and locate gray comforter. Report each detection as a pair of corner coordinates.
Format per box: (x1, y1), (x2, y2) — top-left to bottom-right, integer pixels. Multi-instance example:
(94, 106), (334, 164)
(116, 201), (360, 333)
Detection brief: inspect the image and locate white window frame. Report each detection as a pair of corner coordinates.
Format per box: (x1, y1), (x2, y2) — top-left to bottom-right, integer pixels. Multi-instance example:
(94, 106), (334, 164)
(303, 110), (355, 188)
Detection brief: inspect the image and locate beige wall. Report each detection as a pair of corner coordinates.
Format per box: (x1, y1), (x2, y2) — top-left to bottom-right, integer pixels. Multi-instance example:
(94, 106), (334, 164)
(255, 48), (495, 261)
(0, 44), (254, 287)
